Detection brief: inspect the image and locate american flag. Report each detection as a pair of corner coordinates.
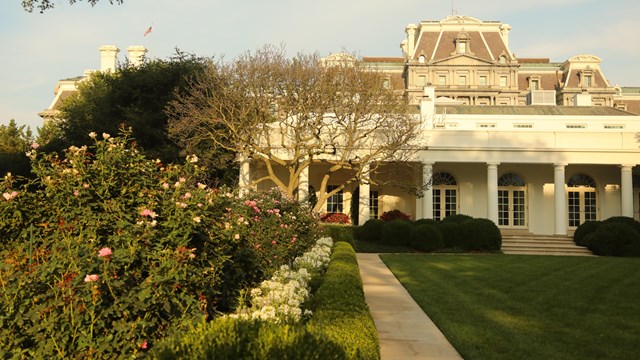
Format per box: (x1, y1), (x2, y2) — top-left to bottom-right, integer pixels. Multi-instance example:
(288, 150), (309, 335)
(144, 25), (153, 37)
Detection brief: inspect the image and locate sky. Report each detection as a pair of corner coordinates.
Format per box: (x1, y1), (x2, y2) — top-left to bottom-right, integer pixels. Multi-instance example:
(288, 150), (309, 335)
(1, 0), (639, 133)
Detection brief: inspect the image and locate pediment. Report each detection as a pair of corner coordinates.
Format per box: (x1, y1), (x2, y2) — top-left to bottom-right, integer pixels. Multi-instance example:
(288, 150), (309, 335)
(431, 54), (494, 66)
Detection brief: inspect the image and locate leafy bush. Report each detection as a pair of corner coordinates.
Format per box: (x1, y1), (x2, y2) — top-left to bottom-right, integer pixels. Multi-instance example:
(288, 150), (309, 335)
(380, 219), (413, 246)
(574, 221), (601, 247)
(380, 209), (411, 222)
(441, 214), (473, 224)
(355, 219), (384, 243)
(414, 218), (439, 227)
(408, 224), (444, 252)
(460, 218), (502, 251)
(437, 221), (464, 249)
(321, 224), (356, 246)
(586, 222), (640, 257)
(153, 242), (379, 360)
(0, 131), (319, 358)
(603, 216), (640, 234)
(320, 212), (351, 224)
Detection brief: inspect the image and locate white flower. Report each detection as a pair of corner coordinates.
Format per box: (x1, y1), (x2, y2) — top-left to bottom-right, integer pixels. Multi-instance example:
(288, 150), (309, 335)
(89, 131), (97, 138)
(193, 216), (201, 223)
(102, 132), (111, 139)
(187, 154), (199, 163)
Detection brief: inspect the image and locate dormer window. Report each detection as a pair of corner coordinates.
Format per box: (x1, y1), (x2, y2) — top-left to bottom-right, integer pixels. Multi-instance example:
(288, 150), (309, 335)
(454, 31), (471, 55)
(528, 75), (541, 90)
(418, 55), (426, 63)
(580, 68), (594, 88)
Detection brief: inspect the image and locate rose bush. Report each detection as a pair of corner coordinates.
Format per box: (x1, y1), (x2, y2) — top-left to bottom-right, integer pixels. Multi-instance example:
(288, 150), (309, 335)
(0, 130), (319, 358)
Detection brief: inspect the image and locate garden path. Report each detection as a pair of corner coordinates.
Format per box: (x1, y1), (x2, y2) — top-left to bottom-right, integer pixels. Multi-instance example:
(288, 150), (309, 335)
(357, 253), (463, 360)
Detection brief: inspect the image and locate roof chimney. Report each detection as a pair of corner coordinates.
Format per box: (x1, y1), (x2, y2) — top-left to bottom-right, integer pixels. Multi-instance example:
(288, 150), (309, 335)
(420, 86), (436, 128)
(127, 46), (148, 67)
(99, 45), (120, 72)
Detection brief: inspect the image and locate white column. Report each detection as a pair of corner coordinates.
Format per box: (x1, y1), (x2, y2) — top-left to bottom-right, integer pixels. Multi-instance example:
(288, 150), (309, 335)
(238, 155), (251, 196)
(487, 162), (499, 224)
(421, 162), (434, 219)
(358, 163), (371, 225)
(620, 165), (634, 218)
(298, 165), (309, 202)
(554, 163), (567, 235)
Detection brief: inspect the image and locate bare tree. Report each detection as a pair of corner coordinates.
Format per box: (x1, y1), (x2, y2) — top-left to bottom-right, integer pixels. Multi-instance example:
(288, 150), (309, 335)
(21, 0), (123, 12)
(167, 45), (421, 212)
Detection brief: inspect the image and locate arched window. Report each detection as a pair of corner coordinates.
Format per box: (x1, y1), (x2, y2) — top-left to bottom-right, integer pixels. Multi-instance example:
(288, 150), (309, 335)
(568, 173), (596, 188)
(567, 174), (597, 227)
(432, 172), (458, 220)
(498, 173), (527, 227)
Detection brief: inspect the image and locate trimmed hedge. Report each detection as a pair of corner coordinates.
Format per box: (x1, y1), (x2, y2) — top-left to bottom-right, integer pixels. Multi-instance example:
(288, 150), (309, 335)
(408, 224), (444, 252)
(152, 242), (379, 359)
(574, 217), (640, 256)
(587, 222), (640, 257)
(322, 224), (356, 246)
(380, 219), (413, 246)
(573, 221), (600, 247)
(355, 214), (501, 252)
(460, 218), (502, 251)
(356, 219), (384, 243)
(306, 242), (379, 359)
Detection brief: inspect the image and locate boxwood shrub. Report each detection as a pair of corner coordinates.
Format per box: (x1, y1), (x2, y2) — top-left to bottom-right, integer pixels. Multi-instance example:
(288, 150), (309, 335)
(321, 224), (356, 246)
(586, 222), (640, 257)
(152, 242), (379, 359)
(460, 218), (502, 251)
(355, 219), (384, 243)
(436, 221), (464, 249)
(380, 219), (413, 246)
(573, 220), (600, 247)
(408, 224), (444, 252)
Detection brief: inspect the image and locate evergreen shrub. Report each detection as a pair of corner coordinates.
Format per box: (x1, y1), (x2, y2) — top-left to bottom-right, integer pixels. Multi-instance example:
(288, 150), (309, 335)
(573, 220), (601, 247)
(355, 219), (384, 243)
(587, 222), (640, 257)
(408, 224), (444, 252)
(460, 218), (502, 250)
(380, 219), (413, 246)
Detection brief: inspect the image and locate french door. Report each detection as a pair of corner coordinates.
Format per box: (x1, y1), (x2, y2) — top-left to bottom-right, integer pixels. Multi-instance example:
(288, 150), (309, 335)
(497, 173), (527, 228)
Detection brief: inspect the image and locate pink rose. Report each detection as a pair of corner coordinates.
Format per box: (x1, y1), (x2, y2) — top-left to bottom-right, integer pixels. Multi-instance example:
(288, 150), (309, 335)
(98, 247), (112, 257)
(84, 274), (99, 282)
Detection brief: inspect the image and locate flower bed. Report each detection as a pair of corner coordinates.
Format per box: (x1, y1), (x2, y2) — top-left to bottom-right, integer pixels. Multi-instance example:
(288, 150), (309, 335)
(0, 131), (320, 357)
(153, 241), (380, 359)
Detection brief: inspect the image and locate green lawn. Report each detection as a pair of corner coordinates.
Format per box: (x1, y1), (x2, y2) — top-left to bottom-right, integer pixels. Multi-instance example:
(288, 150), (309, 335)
(380, 254), (640, 360)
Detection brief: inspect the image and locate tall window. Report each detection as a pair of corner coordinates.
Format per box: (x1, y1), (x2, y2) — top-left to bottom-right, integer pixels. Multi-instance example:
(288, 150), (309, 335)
(584, 75), (592, 87)
(499, 76), (508, 87)
(418, 75), (426, 87)
(370, 191), (379, 219)
(438, 75), (447, 85)
(567, 174), (597, 227)
(432, 172), (458, 221)
(498, 173), (527, 227)
(531, 79), (539, 90)
(479, 76), (487, 86)
(326, 185), (343, 213)
(458, 75), (467, 86)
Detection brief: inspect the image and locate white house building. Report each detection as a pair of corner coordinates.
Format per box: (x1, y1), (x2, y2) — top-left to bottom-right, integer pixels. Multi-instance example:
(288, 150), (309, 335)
(41, 16), (640, 238)
(246, 15), (640, 236)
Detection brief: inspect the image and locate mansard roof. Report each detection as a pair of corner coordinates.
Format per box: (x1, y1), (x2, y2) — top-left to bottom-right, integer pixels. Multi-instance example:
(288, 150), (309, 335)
(409, 16), (513, 63)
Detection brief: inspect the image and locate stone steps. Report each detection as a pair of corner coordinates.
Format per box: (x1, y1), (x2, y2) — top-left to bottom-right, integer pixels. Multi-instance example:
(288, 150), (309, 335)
(501, 235), (594, 256)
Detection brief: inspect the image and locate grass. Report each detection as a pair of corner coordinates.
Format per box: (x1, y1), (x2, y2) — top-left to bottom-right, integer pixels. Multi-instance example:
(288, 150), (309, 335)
(380, 254), (640, 360)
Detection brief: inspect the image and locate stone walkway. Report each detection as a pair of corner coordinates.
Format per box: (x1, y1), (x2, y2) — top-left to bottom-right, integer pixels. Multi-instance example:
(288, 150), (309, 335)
(357, 253), (463, 360)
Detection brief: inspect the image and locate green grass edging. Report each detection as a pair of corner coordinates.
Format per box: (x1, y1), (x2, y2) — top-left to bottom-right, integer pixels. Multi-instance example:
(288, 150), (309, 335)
(152, 241), (379, 359)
